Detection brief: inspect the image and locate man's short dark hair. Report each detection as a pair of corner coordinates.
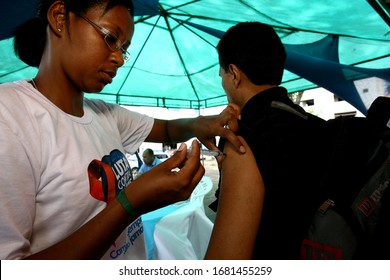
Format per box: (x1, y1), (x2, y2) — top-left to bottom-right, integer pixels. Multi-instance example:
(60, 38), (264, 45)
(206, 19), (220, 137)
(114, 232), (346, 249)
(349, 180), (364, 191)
(217, 22), (286, 85)
(143, 148), (154, 156)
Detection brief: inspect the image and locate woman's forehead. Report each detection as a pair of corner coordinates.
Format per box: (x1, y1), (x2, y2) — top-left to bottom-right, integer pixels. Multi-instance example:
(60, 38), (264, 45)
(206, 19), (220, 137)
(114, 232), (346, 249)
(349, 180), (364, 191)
(85, 5), (134, 36)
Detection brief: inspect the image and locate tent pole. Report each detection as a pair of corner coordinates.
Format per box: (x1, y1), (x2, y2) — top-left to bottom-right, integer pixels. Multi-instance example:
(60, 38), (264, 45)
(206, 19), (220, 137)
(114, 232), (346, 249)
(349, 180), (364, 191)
(367, 0), (390, 27)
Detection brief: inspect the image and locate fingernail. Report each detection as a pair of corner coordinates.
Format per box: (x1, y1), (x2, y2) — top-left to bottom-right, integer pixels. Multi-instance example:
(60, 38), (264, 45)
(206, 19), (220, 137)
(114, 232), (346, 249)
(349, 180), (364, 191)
(178, 143), (186, 151)
(240, 145), (246, 153)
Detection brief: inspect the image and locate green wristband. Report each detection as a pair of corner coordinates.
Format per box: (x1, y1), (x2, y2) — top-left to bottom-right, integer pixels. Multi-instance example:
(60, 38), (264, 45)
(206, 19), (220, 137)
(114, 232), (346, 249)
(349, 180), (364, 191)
(116, 191), (138, 217)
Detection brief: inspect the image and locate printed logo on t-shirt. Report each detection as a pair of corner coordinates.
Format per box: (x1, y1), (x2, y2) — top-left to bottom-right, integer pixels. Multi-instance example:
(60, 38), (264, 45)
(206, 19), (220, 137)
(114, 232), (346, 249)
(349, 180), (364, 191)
(88, 149), (133, 203)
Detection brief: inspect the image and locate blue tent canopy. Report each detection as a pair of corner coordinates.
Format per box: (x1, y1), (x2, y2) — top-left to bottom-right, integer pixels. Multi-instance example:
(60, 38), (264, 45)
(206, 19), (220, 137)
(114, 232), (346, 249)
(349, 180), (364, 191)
(1, 0), (389, 114)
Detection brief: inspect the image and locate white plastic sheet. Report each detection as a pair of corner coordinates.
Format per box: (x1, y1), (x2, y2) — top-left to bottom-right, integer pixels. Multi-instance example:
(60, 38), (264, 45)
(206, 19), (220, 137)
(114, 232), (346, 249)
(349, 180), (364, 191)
(102, 176), (214, 260)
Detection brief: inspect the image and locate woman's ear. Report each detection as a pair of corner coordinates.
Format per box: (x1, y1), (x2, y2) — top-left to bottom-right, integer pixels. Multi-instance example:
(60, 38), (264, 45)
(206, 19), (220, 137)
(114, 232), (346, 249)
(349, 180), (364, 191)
(47, 1), (66, 36)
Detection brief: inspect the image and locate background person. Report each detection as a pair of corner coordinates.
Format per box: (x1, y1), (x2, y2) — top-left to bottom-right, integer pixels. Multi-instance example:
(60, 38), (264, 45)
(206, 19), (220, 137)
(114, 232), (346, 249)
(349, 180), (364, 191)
(137, 148), (162, 175)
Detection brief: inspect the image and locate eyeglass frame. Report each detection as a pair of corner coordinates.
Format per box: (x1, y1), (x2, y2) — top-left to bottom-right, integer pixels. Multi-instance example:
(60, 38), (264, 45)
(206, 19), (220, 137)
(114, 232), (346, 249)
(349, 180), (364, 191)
(74, 13), (130, 61)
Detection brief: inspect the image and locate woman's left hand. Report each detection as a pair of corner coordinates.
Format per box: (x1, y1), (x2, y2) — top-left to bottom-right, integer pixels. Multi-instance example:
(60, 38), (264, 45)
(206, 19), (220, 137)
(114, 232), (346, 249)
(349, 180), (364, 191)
(194, 103), (245, 154)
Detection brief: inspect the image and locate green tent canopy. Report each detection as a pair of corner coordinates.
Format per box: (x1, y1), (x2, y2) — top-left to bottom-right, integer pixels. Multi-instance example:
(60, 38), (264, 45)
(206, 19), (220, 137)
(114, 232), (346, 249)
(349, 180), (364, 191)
(1, 0), (389, 114)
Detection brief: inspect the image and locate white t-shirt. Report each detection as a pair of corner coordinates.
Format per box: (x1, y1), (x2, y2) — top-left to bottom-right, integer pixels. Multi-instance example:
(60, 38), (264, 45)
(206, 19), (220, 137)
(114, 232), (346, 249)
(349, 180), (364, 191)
(0, 80), (154, 259)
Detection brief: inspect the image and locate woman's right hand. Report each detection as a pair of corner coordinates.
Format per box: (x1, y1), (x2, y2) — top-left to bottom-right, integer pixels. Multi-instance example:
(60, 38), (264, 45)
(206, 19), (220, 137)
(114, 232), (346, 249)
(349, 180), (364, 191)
(125, 139), (205, 214)
(24, 140), (204, 260)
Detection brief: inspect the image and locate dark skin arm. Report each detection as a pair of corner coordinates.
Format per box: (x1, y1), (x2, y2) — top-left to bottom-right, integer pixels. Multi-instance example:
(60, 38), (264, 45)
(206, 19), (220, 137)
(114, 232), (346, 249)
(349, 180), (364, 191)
(146, 104), (246, 154)
(25, 141), (204, 259)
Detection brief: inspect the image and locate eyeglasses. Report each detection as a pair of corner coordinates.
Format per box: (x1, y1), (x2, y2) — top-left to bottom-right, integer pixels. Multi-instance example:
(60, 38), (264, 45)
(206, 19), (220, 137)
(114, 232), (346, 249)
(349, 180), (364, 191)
(76, 13), (130, 61)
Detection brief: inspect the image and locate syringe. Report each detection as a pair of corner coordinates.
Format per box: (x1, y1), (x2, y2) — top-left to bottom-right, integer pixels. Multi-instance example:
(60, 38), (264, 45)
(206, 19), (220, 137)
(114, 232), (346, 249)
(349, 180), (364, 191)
(188, 148), (225, 157)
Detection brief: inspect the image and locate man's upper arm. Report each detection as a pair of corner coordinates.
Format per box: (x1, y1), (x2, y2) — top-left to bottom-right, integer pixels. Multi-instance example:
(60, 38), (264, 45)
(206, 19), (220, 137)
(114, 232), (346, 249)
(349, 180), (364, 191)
(205, 137), (264, 259)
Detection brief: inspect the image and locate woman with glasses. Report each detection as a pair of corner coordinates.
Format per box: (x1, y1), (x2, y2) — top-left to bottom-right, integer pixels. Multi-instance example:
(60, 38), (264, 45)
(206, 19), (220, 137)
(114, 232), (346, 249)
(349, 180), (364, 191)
(0, 0), (245, 259)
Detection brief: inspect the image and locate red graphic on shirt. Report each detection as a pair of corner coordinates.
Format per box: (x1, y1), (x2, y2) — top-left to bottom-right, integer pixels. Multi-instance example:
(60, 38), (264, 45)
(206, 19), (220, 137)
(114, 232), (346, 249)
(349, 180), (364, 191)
(88, 159), (117, 203)
(88, 149), (133, 204)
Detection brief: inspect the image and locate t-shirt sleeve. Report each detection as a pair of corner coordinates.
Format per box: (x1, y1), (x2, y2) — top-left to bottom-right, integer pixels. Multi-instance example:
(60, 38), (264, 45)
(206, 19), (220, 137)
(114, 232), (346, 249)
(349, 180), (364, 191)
(89, 100), (154, 154)
(117, 108), (154, 154)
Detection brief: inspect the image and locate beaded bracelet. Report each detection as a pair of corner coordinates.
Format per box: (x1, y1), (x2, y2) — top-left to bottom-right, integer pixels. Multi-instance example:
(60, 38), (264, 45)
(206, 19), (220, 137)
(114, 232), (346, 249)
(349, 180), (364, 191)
(116, 190), (138, 217)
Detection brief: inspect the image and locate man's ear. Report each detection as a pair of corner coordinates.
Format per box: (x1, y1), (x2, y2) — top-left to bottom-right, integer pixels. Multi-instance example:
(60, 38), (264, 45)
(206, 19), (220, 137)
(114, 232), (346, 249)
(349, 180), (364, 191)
(47, 1), (67, 36)
(229, 64), (241, 88)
